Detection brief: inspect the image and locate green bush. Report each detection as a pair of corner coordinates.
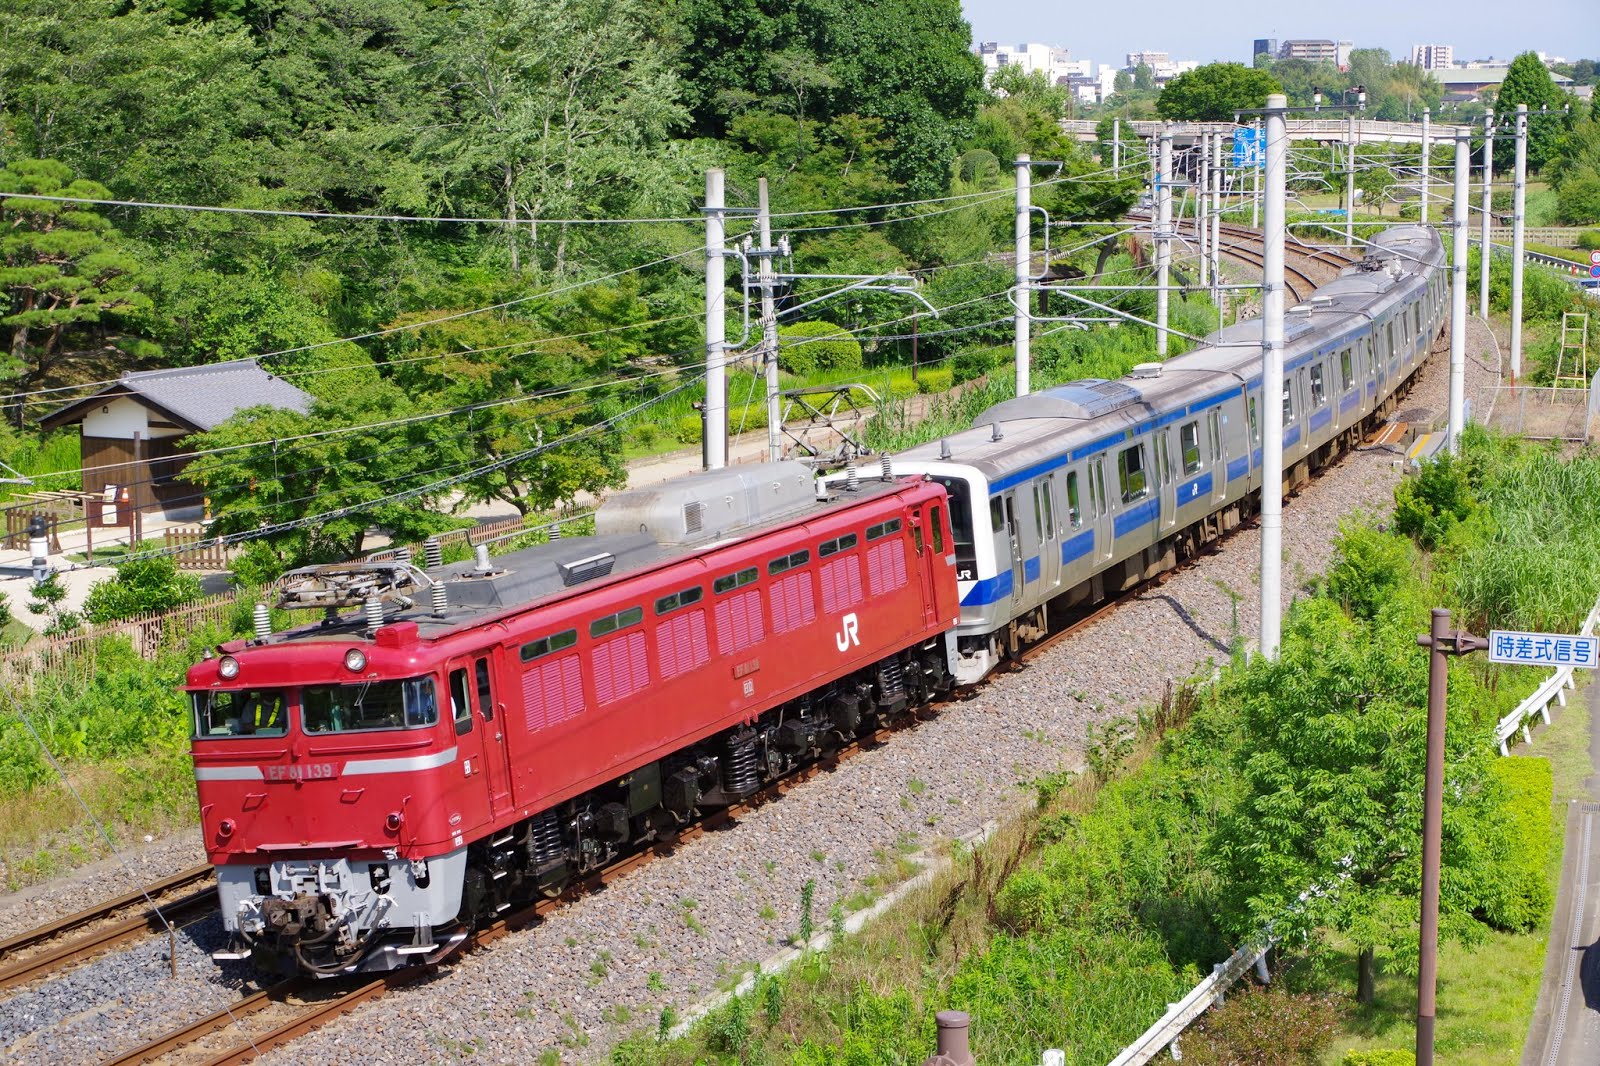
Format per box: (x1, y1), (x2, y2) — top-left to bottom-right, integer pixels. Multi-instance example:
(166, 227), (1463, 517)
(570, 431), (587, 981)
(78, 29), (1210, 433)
(1393, 453), (1475, 550)
(1183, 987), (1341, 1065)
(230, 540), (288, 587)
(83, 557), (204, 624)
(628, 422), (660, 449)
(915, 367), (954, 394)
(951, 349), (995, 385)
(1341, 1051), (1415, 1066)
(1324, 517), (1416, 622)
(674, 412), (702, 445)
(777, 321), (863, 376)
(1576, 229), (1600, 251)
(1479, 756), (1553, 930)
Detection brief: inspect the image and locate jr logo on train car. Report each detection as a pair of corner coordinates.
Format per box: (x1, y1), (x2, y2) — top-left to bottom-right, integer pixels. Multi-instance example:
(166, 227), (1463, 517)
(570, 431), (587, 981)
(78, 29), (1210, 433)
(264, 762), (340, 783)
(835, 613), (860, 652)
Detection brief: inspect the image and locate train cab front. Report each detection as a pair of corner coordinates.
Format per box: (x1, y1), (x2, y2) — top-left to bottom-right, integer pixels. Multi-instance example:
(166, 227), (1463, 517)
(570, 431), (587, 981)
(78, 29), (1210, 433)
(187, 627), (472, 977)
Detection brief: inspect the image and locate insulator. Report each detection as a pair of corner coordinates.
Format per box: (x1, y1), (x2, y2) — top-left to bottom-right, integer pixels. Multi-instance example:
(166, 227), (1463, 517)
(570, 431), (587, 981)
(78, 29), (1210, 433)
(845, 465), (859, 492)
(991, 421), (1004, 442)
(549, 523), (562, 541)
(880, 454), (892, 482)
(423, 537), (442, 570)
(252, 603), (271, 640)
(473, 544), (492, 573)
(324, 606), (340, 625)
(431, 581), (448, 617)
(395, 545), (412, 565)
(364, 594), (384, 630)
(939, 438), (952, 460)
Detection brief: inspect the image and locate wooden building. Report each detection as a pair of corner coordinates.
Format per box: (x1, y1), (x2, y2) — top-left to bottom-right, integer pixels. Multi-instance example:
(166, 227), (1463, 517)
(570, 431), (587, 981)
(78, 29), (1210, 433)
(40, 359), (313, 526)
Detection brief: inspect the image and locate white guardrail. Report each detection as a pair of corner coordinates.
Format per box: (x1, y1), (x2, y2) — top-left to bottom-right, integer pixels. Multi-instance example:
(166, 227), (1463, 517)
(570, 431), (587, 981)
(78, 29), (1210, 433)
(1102, 941), (1273, 1066)
(1494, 597), (1600, 755)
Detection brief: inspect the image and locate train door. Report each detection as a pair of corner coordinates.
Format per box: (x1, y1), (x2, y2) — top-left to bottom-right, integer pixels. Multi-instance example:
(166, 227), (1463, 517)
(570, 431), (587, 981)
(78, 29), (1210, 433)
(473, 652), (514, 816)
(1000, 492), (1026, 608)
(446, 661), (491, 819)
(1090, 457), (1113, 562)
(1034, 476), (1061, 592)
(1154, 430), (1177, 532)
(1207, 409), (1226, 503)
(923, 501), (956, 623)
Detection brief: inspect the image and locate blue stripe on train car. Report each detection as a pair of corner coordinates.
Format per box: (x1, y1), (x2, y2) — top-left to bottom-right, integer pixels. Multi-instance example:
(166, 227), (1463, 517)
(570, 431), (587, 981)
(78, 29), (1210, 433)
(1227, 456), (1251, 482)
(1061, 529), (1094, 564)
(1024, 556), (1040, 582)
(1177, 471), (1212, 502)
(1284, 425), (1301, 448)
(1114, 498), (1159, 538)
(1340, 391), (1360, 412)
(959, 569), (1014, 607)
(1310, 408), (1332, 433)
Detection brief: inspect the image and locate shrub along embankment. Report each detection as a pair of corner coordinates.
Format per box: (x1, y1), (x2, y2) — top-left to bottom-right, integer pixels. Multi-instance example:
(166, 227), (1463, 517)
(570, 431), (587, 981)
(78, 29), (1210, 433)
(625, 427), (1597, 1065)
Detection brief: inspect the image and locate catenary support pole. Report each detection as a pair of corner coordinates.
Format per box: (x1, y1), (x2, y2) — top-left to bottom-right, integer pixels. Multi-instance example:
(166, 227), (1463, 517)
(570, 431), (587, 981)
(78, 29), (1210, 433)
(703, 168), (727, 470)
(1480, 110), (1494, 317)
(1200, 133), (1211, 281)
(1260, 95), (1287, 660)
(1210, 132), (1223, 307)
(1420, 109), (1431, 225)
(757, 178), (782, 462)
(1156, 128), (1173, 358)
(1509, 104), (1528, 381)
(1112, 118), (1121, 171)
(1449, 133), (1470, 453)
(1015, 154), (1031, 397)
(1346, 108), (1357, 248)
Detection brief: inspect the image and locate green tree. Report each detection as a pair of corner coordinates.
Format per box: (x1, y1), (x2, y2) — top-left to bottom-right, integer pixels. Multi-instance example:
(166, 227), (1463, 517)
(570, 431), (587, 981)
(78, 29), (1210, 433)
(775, 320), (861, 375)
(1156, 63), (1281, 121)
(0, 160), (154, 397)
(1494, 52), (1573, 170)
(83, 557), (204, 623)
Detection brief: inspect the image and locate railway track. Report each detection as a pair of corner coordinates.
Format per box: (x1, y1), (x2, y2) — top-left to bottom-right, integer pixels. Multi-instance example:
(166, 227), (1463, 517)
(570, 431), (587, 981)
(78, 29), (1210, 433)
(0, 865), (216, 992)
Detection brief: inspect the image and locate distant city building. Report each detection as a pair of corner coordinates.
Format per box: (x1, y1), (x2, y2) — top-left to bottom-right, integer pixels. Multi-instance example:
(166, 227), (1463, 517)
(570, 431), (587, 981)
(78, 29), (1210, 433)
(1121, 50), (1199, 87)
(1434, 65), (1575, 102)
(977, 41), (1093, 88)
(1126, 50), (1169, 69)
(1409, 44), (1454, 70)
(1277, 39), (1354, 69)
(1253, 38), (1278, 60)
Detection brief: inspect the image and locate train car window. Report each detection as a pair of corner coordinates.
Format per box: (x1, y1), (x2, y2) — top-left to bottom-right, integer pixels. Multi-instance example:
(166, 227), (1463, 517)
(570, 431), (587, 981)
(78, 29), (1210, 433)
(867, 517), (903, 541)
(1117, 444), (1148, 502)
(1208, 410), (1222, 464)
(1367, 337), (1378, 378)
(192, 688), (289, 738)
(521, 628), (577, 662)
(1039, 478), (1055, 538)
(1154, 433), (1169, 488)
(713, 566), (758, 594)
(590, 605), (644, 638)
(474, 659), (494, 722)
(767, 549), (809, 576)
(655, 585), (705, 615)
(928, 478), (974, 581)
(931, 506), (945, 553)
(1310, 364), (1326, 407)
(1248, 396), (1260, 442)
(302, 677), (438, 734)
(1094, 462), (1109, 517)
(1065, 472), (1082, 527)
(989, 497), (1004, 533)
(1180, 422), (1201, 474)
(1031, 485), (1044, 541)
(1339, 349), (1354, 391)
(1282, 379), (1295, 424)
(819, 533), (858, 558)
(449, 669), (473, 735)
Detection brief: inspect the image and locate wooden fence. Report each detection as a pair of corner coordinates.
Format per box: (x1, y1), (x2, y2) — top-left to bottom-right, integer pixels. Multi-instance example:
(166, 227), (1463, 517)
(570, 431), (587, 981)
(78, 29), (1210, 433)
(0, 593), (245, 688)
(164, 526), (234, 570)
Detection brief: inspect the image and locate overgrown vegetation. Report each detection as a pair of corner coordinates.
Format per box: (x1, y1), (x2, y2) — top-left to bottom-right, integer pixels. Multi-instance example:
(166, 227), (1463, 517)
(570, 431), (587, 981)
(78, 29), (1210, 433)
(629, 428), (1596, 1064)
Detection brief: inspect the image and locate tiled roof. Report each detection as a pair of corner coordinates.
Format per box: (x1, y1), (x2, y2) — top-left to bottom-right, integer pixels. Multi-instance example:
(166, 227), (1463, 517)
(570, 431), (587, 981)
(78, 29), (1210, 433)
(42, 358), (314, 432)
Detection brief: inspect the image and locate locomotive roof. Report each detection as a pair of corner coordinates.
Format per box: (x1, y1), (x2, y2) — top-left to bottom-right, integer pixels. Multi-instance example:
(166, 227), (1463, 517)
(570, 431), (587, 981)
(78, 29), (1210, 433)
(261, 470), (912, 648)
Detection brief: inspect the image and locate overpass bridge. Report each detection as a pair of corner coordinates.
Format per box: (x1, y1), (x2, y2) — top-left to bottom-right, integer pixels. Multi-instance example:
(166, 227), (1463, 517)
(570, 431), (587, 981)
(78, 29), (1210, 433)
(1061, 118), (1473, 149)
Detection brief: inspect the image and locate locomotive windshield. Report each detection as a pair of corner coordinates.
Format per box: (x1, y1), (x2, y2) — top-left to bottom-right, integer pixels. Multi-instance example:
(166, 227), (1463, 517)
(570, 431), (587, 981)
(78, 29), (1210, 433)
(191, 678), (440, 738)
(929, 476), (977, 582)
(193, 689), (289, 738)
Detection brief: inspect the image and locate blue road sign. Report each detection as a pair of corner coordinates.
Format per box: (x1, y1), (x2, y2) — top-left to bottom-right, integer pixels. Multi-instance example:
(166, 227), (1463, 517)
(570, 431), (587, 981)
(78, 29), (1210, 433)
(1589, 264), (1600, 279)
(1487, 630), (1599, 669)
(1232, 128), (1262, 169)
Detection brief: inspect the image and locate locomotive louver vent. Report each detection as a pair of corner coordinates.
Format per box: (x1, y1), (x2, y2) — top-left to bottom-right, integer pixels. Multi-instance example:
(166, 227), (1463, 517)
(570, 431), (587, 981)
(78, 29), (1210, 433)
(559, 552), (616, 587)
(683, 501), (705, 534)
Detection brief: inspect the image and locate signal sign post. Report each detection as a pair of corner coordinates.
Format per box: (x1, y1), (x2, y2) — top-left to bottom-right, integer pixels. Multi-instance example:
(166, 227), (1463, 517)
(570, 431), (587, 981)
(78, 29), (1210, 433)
(1589, 250), (1600, 280)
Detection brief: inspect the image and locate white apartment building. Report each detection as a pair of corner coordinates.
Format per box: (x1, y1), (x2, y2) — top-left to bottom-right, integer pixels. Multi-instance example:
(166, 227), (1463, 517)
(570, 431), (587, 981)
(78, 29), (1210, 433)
(1409, 44), (1453, 70)
(977, 41), (1093, 86)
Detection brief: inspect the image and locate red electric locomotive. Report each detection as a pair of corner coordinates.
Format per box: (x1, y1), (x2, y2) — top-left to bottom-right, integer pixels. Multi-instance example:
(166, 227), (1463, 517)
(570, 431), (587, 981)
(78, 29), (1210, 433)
(189, 462), (959, 976)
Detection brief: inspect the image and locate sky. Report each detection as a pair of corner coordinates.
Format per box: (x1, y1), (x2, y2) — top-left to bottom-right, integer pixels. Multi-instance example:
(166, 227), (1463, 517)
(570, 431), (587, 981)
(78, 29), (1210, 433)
(959, 0), (1600, 69)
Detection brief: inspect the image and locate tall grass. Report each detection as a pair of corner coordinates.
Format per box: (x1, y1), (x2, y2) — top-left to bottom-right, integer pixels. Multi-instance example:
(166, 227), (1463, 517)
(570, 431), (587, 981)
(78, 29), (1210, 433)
(0, 429), (82, 504)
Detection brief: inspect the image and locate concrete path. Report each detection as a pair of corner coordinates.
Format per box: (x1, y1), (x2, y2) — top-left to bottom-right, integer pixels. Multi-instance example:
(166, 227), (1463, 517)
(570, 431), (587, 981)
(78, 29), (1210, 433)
(1523, 679), (1600, 1066)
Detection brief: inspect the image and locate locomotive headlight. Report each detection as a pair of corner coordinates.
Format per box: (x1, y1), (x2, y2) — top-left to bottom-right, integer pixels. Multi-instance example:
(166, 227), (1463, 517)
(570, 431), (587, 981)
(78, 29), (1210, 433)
(344, 648), (367, 673)
(218, 655), (240, 679)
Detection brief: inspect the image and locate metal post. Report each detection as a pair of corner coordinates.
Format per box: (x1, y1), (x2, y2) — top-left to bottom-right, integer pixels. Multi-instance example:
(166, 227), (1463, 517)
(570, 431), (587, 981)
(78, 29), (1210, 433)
(1156, 128), (1173, 358)
(1420, 108), (1431, 225)
(1198, 134), (1210, 290)
(1210, 132), (1223, 307)
(1260, 95), (1287, 660)
(1251, 119), (1261, 229)
(703, 168), (727, 470)
(1449, 133), (1470, 453)
(757, 178), (781, 462)
(1480, 110), (1494, 317)
(1509, 104), (1528, 381)
(1112, 118), (1121, 171)
(1346, 108), (1357, 248)
(1015, 153), (1031, 397)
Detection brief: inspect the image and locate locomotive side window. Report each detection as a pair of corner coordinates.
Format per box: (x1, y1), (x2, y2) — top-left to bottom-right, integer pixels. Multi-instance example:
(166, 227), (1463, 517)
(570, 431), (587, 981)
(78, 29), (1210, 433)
(590, 605), (644, 638)
(931, 506), (945, 553)
(819, 533), (858, 558)
(302, 677), (438, 733)
(449, 669), (473, 735)
(866, 518), (902, 541)
(521, 628), (577, 662)
(767, 550), (809, 576)
(192, 689), (288, 738)
(655, 585), (704, 615)
(1117, 443), (1148, 503)
(713, 566), (758, 594)
(474, 659), (494, 722)
(1179, 421), (1202, 474)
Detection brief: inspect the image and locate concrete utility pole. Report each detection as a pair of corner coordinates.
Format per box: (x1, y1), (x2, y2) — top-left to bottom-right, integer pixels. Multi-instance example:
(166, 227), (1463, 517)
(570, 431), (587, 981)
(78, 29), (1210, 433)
(1346, 107), (1357, 248)
(1260, 94), (1288, 660)
(1198, 135), (1210, 290)
(757, 178), (782, 462)
(1015, 153), (1032, 397)
(1510, 104), (1528, 380)
(1420, 108), (1431, 225)
(1210, 132), (1223, 307)
(703, 168), (727, 470)
(1480, 110), (1495, 317)
(1112, 118), (1121, 171)
(1449, 133), (1470, 453)
(1156, 128), (1173, 358)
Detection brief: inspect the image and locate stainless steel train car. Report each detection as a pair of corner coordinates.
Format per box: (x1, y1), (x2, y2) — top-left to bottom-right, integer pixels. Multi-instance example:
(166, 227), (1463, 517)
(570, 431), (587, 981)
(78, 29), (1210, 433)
(853, 225), (1447, 683)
